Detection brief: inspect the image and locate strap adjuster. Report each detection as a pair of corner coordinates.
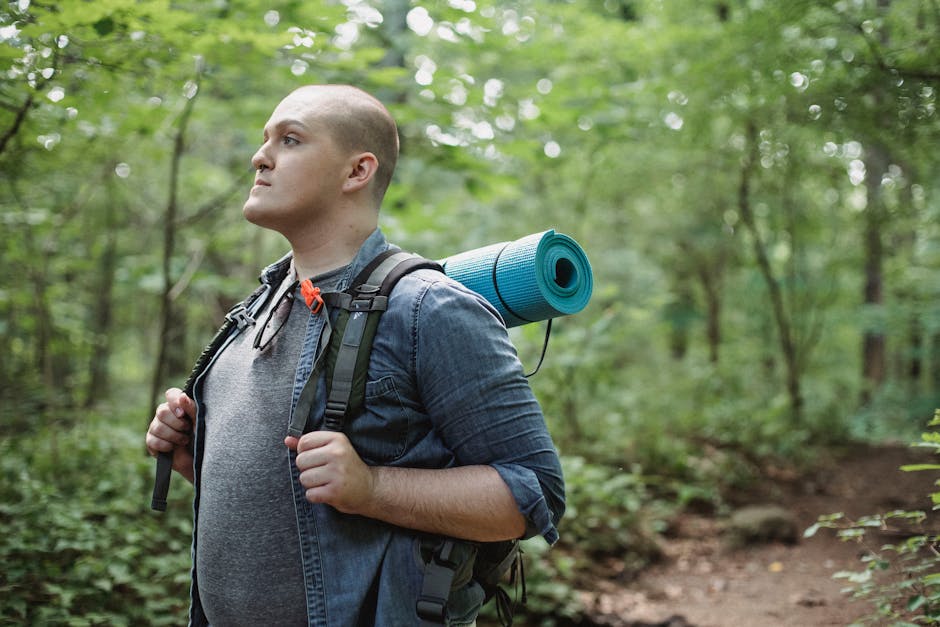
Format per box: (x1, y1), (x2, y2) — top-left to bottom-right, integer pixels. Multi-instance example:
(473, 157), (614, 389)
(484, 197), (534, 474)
(416, 538), (460, 625)
(322, 401), (347, 432)
(325, 400), (347, 418)
(225, 305), (255, 329)
(434, 538), (459, 568)
(349, 295), (388, 312)
(416, 596), (448, 622)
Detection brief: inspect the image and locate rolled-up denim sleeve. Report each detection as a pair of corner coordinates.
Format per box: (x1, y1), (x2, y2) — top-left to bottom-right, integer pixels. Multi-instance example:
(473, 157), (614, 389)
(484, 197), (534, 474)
(413, 277), (565, 544)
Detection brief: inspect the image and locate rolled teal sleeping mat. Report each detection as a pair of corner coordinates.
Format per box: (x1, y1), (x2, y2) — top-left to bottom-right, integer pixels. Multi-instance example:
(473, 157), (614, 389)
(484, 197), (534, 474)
(440, 230), (593, 328)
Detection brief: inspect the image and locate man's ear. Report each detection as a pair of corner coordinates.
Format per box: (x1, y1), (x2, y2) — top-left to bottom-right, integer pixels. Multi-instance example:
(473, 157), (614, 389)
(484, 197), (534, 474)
(343, 152), (378, 193)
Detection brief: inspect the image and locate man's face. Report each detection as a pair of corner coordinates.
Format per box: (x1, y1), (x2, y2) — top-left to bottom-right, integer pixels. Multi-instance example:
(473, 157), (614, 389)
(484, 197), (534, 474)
(243, 89), (351, 233)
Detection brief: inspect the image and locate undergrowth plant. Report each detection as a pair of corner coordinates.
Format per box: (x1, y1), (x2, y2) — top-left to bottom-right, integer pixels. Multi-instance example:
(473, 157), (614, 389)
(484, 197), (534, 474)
(498, 455), (683, 625)
(805, 410), (940, 626)
(0, 409), (193, 625)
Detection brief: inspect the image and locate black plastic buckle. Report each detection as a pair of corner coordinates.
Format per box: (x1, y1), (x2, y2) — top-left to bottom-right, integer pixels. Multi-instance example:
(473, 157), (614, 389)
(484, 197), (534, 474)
(349, 285), (388, 312)
(416, 596), (447, 622)
(225, 305), (255, 330)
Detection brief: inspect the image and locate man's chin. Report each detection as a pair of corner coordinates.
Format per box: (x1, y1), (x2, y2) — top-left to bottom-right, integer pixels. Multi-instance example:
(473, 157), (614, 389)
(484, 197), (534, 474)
(243, 205), (288, 236)
(242, 203), (266, 226)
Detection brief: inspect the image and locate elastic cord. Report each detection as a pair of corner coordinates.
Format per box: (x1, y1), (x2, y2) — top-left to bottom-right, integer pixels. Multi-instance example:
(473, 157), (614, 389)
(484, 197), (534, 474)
(524, 319), (552, 378)
(491, 242), (534, 325)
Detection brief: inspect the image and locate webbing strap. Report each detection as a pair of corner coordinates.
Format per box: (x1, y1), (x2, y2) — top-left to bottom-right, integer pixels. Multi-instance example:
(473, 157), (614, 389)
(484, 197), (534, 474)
(151, 282), (272, 511)
(361, 251), (418, 293)
(416, 539), (459, 626)
(322, 310), (367, 431)
(286, 251), (442, 436)
(319, 252), (443, 433)
(287, 316), (333, 438)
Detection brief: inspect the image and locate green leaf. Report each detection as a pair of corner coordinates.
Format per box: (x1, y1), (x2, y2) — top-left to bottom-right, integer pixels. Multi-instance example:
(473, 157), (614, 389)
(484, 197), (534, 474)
(906, 594), (926, 612)
(93, 16), (116, 36)
(901, 464), (940, 472)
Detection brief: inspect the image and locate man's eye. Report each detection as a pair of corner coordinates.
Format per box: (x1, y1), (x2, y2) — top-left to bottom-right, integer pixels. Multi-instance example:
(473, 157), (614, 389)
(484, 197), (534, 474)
(282, 136), (299, 146)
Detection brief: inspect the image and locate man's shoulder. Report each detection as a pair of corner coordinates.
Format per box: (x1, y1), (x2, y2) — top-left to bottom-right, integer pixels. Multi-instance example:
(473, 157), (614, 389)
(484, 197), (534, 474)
(390, 266), (506, 327)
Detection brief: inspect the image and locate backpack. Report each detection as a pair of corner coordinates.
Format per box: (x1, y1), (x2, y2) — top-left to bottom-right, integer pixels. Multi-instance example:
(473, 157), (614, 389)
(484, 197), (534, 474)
(151, 247), (525, 626)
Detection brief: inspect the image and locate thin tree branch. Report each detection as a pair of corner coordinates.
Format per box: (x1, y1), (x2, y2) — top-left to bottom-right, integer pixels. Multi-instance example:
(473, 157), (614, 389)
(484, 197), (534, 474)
(737, 121), (803, 421)
(0, 93), (34, 157)
(177, 175), (248, 227)
(853, 21), (940, 81)
(150, 73), (202, 409)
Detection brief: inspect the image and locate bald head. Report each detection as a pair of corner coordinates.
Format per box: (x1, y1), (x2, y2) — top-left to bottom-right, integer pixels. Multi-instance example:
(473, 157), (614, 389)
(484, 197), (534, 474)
(290, 85), (399, 207)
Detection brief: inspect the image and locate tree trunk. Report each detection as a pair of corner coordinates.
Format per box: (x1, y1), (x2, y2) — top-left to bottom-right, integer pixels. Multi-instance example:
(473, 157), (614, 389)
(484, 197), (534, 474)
(738, 122), (803, 422)
(860, 142), (889, 403)
(908, 315), (922, 392)
(667, 271), (693, 361)
(678, 240), (725, 364)
(150, 78), (200, 410)
(931, 332), (940, 395)
(85, 180), (119, 407)
(860, 0), (893, 404)
(698, 265), (723, 365)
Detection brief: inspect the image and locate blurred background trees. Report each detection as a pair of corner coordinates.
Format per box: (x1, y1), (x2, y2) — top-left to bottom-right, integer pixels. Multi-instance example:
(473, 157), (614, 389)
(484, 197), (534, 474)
(1, 0), (938, 623)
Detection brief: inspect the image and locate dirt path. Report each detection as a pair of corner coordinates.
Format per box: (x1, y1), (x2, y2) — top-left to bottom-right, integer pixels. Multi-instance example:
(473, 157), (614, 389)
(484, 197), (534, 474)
(579, 444), (939, 627)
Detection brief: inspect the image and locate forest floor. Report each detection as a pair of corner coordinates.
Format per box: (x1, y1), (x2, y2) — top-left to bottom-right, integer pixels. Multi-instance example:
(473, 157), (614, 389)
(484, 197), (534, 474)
(577, 443), (940, 627)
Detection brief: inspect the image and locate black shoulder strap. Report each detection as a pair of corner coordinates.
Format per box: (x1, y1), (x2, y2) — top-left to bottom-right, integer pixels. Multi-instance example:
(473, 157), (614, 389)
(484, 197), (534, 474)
(285, 250), (442, 437)
(151, 282), (273, 511)
(321, 251), (442, 432)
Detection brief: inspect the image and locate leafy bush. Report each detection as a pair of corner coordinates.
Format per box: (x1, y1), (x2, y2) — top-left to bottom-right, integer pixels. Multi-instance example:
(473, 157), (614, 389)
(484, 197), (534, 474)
(806, 410), (940, 625)
(480, 538), (585, 626)
(556, 456), (666, 565)
(501, 455), (678, 626)
(0, 408), (193, 625)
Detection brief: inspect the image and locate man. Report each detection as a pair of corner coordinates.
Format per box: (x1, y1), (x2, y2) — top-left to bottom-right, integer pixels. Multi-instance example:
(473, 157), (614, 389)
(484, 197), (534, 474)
(146, 85), (564, 626)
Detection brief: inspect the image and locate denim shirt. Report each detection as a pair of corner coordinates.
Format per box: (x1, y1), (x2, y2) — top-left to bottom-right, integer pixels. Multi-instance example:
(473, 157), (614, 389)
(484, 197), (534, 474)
(188, 229), (565, 626)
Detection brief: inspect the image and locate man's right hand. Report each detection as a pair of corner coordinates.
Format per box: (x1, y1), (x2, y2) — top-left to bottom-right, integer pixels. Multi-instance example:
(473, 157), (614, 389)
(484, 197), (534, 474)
(146, 387), (196, 484)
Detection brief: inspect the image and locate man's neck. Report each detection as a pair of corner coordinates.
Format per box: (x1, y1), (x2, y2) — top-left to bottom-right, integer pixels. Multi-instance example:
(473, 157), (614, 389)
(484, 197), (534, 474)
(288, 221), (375, 279)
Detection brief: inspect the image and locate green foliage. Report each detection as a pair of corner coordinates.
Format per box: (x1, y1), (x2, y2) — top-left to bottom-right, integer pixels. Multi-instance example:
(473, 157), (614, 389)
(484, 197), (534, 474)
(806, 410), (940, 625)
(0, 0), (939, 622)
(556, 456), (665, 565)
(505, 455), (694, 625)
(0, 405), (193, 624)
(506, 538), (585, 625)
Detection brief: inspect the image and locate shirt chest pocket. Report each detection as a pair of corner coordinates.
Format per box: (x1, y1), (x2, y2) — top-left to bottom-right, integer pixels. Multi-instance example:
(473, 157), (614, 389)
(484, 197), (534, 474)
(345, 375), (410, 464)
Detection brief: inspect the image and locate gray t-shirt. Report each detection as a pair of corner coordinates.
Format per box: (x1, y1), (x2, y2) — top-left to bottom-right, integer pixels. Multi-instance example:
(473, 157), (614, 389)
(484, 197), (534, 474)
(196, 265), (346, 626)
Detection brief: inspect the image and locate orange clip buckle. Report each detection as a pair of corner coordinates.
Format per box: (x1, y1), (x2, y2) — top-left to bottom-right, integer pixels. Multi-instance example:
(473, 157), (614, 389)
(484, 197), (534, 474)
(300, 280), (324, 314)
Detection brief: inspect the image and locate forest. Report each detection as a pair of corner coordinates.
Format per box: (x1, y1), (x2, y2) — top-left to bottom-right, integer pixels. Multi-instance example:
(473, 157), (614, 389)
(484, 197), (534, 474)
(1, 0), (939, 624)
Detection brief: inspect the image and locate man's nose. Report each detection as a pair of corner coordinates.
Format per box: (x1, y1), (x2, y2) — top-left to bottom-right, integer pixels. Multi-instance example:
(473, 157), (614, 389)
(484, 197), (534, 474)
(251, 144), (272, 171)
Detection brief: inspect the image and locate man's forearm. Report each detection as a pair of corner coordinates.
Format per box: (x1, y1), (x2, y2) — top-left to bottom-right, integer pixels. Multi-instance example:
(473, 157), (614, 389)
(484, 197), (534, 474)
(359, 465), (526, 542)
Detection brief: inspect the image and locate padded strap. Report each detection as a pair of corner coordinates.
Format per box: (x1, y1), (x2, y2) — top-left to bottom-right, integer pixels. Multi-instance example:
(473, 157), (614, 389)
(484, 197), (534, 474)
(320, 252), (442, 433)
(322, 310), (369, 431)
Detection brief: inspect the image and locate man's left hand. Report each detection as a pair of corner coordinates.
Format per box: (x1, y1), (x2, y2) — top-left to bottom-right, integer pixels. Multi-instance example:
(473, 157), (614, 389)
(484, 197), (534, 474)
(285, 431), (375, 514)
